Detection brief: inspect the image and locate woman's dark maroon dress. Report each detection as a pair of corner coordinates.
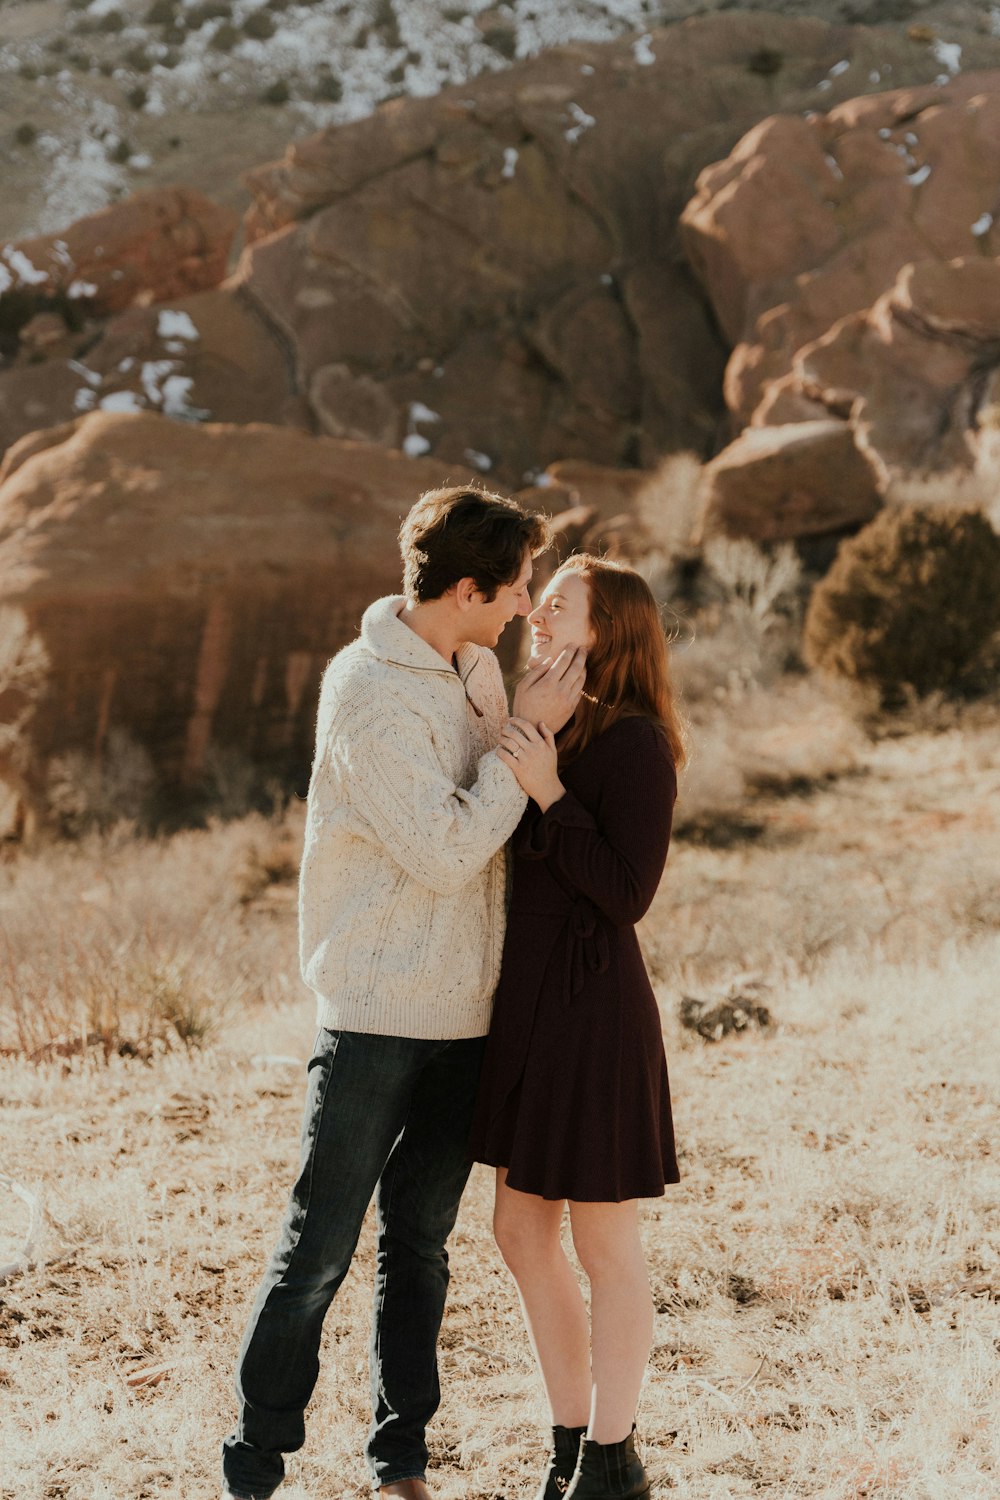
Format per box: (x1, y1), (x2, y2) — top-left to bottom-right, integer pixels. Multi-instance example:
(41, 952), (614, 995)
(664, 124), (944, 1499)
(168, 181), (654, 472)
(469, 715), (680, 1202)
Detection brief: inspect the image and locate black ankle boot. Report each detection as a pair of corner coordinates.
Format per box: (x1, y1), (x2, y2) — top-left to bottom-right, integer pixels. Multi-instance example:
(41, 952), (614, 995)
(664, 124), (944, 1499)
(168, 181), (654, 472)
(535, 1424), (586, 1500)
(565, 1429), (650, 1500)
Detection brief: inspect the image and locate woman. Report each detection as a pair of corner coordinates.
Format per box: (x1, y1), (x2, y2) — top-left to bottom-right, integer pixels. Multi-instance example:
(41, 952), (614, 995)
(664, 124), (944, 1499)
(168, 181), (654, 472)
(468, 554), (686, 1500)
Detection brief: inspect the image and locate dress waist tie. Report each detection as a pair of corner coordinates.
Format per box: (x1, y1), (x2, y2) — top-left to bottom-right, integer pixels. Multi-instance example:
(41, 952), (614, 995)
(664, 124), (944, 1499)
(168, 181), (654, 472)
(566, 896), (610, 1003)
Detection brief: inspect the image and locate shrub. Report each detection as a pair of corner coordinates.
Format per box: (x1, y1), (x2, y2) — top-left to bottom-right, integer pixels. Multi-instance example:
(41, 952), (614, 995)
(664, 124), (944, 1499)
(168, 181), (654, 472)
(210, 21), (239, 49)
(200, 744), (286, 823)
(46, 729), (158, 836)
(14, 122), (38, 146)
(672, 536), (803, 704)
(125, 43), (153, 71)
(261, 77), (290, 104)
(313, 69), (343, 101)
(126, 84), (148, 108)
(373, 0), (401, 47)
(483, 23), (517, 59)
(242, 8), (276, 38)
(186, 0), (229, 25)
(803, 505), (1000, 705)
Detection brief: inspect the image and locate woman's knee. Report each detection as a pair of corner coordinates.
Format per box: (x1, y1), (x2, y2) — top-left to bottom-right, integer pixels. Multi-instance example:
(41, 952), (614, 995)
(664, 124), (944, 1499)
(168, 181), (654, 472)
(494, 1196), (562, 1275)
(570, 1204), (644, 1282)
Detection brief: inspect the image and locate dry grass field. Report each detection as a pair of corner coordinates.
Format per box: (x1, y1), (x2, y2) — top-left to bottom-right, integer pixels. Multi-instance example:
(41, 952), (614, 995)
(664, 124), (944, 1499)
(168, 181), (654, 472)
(1, 692), (999, 1500)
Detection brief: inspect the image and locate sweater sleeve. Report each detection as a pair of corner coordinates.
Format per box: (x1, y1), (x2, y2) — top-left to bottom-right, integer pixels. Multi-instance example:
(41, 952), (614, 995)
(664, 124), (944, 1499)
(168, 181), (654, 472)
(518, 719), (676, 925)
(322, 691), (527, 899)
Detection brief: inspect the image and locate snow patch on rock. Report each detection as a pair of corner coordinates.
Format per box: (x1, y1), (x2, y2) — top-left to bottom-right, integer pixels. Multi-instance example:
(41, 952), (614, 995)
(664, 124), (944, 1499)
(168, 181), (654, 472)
(157, 310), (200, 342)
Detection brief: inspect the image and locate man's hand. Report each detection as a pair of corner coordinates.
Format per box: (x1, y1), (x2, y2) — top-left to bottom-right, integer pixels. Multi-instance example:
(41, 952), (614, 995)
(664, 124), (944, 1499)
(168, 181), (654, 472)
(511, 647), (586, 733)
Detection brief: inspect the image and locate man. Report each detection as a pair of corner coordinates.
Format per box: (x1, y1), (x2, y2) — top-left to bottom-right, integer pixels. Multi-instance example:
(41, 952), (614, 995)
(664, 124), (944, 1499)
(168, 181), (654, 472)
(222, 486), (585, 1500)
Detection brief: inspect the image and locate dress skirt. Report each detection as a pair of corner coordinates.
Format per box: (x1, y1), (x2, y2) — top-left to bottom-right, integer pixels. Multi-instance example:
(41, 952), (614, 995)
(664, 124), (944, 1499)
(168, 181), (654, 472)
(468, 715), (680, 1202)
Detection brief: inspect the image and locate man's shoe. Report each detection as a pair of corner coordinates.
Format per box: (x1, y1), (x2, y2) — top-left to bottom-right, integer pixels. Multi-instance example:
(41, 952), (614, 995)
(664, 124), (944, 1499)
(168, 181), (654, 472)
(565, 1429), (650, 1499)
(378, 1481), (432, 1500)
(536, 1424), (587, 1499)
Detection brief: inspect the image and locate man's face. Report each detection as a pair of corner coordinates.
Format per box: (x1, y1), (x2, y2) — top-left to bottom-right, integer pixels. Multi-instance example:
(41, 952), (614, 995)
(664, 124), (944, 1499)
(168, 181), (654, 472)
(466, 553), (534, 647)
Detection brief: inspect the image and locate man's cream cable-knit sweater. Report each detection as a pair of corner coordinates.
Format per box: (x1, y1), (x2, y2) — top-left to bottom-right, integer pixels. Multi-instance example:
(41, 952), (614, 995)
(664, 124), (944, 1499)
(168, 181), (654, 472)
(298, 595), (528, 1040)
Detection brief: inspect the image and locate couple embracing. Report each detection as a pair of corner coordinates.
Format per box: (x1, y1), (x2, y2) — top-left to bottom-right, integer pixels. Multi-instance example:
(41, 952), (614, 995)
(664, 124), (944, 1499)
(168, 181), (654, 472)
(221, 486), (686, 1500)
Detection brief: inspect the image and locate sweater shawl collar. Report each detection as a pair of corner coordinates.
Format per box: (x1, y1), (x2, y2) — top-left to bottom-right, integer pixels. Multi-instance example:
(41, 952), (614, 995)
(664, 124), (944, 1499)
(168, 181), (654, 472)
(360, 594), (483, 685)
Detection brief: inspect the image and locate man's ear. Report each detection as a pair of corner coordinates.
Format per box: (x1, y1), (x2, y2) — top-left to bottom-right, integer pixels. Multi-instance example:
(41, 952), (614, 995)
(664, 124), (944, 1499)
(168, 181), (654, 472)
(453, 577), (481, 612)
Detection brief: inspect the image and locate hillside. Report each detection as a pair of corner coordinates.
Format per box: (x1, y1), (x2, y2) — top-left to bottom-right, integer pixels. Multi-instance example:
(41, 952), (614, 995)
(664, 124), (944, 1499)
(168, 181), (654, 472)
(2, 0), (999, 242)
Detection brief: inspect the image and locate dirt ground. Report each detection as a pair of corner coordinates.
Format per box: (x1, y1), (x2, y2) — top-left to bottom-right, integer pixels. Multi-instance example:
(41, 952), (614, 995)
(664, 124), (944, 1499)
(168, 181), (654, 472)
(1, 712), (999, 1498)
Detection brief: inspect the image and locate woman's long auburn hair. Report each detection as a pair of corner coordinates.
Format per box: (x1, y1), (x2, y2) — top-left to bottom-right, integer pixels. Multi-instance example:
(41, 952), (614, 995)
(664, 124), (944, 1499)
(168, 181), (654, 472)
(552, 554), (687, 771)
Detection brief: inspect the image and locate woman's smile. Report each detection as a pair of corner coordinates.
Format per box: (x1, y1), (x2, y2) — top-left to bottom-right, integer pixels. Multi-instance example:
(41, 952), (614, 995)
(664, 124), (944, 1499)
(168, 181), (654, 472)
(527, 570), (595, 660)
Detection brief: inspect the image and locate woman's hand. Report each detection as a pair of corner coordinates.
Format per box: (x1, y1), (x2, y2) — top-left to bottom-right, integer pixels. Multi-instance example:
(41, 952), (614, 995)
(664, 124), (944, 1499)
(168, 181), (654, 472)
(497, 718), (565, 812)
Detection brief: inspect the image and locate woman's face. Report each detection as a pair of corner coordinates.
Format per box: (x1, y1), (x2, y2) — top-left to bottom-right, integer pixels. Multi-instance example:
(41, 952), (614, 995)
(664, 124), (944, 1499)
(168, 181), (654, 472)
(527, 570), (595, 663)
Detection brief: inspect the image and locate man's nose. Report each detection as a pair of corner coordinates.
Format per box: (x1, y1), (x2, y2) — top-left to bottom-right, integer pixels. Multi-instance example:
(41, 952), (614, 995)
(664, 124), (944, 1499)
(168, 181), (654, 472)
(517, 595), (534, 618)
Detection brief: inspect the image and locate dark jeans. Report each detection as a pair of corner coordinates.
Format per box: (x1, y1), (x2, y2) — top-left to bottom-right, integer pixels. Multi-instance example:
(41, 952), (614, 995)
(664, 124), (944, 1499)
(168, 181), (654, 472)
(222, 1027), (485, 1499)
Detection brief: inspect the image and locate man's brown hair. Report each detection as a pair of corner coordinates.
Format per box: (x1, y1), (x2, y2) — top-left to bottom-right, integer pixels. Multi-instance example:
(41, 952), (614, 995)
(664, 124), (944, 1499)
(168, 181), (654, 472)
(399, 487), (551, 603)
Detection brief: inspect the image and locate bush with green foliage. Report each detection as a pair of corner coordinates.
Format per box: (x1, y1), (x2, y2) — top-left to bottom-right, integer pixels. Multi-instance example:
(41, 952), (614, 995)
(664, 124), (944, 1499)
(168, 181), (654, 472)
(803, 505), (1000, 704)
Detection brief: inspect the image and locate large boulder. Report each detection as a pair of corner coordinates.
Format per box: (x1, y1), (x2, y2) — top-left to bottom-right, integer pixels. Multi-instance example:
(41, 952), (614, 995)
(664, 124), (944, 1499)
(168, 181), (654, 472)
(681, 72), (1000, 433)
(233, 15), (960, 481)
(0, 288), (305, 462)
(0, 412), (481, 832)
(678, 69), (1000, 529)
(1, 188), (237, 320)
(0, 15), (969, 479)
(698, 419), (882, 540)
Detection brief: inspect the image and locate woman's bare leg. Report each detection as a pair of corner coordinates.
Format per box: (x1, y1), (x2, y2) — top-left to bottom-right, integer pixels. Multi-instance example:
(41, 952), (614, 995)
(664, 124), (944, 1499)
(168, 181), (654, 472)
(569, 1200), (652, 1443)
(493, 1169), (591, 1427)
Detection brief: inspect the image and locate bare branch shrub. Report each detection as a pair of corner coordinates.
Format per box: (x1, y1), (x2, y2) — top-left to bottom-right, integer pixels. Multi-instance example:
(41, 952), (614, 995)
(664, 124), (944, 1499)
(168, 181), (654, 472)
(646, 535), (852, 833)
(634, 451), (704, 565)
(677, 537), (803, 703)
(201, 744), (287, 822)
(0, 607), (50, 836)
(46, 727), (158, 836)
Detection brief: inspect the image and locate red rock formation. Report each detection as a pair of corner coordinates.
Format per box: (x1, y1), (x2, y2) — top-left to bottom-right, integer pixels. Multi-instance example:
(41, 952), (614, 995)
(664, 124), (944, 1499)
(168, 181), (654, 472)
(681, 72), (1000, 525)
(3, 187), (237, 318)
(682, 72), (1000, 425)
(0, 412), (482, 827)
(0, 16), (965, 479)
(698, 419), (882, 541)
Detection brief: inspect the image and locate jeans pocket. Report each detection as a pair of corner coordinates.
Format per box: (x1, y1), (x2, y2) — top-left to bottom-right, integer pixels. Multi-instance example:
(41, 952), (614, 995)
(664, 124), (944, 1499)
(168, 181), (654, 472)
(309, 1026), (341, 1064)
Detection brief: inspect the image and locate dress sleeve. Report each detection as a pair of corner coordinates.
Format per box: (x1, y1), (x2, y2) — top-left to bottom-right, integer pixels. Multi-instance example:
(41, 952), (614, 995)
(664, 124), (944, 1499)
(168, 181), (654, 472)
(518, 719), (676, 925)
